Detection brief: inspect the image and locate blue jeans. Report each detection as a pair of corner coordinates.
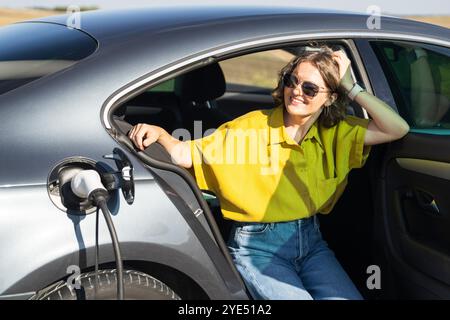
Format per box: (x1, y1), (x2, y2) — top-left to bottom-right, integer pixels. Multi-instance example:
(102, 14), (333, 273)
(227, 216), (363, 300)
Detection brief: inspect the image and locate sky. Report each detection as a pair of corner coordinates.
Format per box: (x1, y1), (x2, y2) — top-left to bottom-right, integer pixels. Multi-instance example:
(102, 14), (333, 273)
(0, 0), (449, 16)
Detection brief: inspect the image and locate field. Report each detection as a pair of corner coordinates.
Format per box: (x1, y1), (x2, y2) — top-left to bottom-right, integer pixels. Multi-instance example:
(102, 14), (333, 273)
(405, 16), (450, 28)
(0, 8), (61, 26)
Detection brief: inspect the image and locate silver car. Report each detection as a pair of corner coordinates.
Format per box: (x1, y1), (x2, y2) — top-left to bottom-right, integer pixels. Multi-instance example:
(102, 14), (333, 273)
(0, 5), (449, 300)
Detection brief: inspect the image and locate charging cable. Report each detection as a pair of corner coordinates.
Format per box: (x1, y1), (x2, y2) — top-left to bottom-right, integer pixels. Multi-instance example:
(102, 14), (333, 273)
(71, 170), (124, 300)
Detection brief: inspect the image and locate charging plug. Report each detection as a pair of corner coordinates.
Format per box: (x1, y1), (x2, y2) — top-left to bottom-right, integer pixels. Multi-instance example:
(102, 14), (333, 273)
(71, 170), (109, 204)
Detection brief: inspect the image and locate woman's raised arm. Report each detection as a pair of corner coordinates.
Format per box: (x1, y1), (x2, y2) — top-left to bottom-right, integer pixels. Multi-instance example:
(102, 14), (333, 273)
(334, 50), (410, 146)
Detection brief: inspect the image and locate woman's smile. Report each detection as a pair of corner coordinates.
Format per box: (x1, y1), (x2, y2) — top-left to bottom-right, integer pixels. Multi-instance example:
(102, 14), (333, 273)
(289, 95), (306, 106)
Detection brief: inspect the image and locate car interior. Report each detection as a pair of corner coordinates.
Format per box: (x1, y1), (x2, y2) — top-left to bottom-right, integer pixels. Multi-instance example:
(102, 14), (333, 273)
(110, 43), (386, 299)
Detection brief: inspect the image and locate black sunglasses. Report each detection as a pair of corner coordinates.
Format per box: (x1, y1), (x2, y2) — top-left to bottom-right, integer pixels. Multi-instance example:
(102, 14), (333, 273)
(282, 73), (329, 98)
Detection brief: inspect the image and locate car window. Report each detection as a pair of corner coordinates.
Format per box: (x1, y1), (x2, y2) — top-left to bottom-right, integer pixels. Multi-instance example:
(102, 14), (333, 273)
(148, 78), (175, 92)
(371, 40), (450, 132)
(0, 23), (97, 96)
(219, 49), (295, 92)
(147, 49), (295, 94)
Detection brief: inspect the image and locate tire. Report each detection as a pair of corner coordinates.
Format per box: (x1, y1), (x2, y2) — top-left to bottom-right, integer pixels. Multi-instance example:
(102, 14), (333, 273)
(30, 269), (181, 300)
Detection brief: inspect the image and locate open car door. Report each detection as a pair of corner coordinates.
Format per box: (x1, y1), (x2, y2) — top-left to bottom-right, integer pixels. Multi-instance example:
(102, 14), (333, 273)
(361, 39), (450, 299)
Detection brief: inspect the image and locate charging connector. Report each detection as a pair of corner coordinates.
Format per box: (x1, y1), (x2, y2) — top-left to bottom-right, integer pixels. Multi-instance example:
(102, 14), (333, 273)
(71, 170), (109, 202)
(71, 170), (125, 300)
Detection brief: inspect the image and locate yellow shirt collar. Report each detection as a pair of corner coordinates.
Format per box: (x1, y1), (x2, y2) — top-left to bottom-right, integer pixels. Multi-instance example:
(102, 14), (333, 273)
(268, 105), (323, 149)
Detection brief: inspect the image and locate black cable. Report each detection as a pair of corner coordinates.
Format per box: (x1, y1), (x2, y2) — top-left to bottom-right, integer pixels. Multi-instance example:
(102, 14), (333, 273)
(94, 209), (99, 298)
(91, 191), (124, 300)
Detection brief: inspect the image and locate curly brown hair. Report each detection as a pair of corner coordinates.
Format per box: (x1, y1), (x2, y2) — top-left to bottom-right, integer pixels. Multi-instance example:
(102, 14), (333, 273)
(272, 44), (349, 127)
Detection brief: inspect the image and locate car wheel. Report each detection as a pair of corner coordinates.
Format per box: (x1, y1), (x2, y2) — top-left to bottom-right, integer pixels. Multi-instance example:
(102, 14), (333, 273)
(30, 269), (181, 300)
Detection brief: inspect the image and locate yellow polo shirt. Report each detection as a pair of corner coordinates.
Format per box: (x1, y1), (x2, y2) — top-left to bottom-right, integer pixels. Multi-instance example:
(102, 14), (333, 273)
(188, 105), (371, 222)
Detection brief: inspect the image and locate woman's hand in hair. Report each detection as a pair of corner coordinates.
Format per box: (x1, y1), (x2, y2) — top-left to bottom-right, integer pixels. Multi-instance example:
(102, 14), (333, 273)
(332, 50), (354, 91)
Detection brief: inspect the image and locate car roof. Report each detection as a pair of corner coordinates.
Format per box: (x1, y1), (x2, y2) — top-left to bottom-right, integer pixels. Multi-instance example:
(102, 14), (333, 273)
(28, 5), (449, 46)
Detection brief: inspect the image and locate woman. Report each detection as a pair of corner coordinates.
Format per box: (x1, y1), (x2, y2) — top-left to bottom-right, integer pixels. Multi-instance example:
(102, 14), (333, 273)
(128, 45), (409, 300)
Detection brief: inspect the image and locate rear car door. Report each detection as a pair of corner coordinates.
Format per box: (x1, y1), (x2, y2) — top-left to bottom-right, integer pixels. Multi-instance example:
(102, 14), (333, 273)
(358, 38), (450, 299)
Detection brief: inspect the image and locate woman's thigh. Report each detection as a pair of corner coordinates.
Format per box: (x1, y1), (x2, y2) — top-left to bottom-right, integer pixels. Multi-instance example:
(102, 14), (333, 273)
(231, 248), (313, 300)
(299, 239), (363, 300)
(227, 221), (313, 300)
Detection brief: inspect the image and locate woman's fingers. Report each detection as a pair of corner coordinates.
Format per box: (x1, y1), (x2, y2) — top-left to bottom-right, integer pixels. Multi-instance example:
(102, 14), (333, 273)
(333, 49), (346, 58)
(333, 50), (348, 63)
(128, 123), (141, 140)
(128, 125), (136, 143)
(128, 123), (146, 150)
(332, 50), (351, 80)
(136, 125), (147, 150)
(128, 124), (161, 151)
(128, 126), (134, 140)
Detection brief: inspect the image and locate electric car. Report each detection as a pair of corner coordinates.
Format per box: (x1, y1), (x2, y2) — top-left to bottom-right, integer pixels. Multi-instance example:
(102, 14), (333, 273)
(0, 5), (449, 300)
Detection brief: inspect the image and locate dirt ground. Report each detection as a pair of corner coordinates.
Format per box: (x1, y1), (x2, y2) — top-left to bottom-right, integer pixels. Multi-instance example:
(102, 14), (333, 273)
(0, 8), (60, 26)
(405, 15), (450, 28)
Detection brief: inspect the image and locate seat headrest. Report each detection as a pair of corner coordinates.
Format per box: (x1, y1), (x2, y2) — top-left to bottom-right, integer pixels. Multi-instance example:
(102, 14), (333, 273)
(175, 62), (225, 102)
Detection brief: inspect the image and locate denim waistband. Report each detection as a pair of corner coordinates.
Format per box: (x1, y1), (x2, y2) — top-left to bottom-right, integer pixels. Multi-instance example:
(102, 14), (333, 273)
(234, 215), (318, 227)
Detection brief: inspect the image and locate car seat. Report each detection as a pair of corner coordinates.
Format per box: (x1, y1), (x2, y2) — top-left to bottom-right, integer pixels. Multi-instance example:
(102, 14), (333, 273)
(175, 62), (227, 137)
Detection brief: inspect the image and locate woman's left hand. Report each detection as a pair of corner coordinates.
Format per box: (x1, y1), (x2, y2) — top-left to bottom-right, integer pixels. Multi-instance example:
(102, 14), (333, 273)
(333, 50), (353, 91)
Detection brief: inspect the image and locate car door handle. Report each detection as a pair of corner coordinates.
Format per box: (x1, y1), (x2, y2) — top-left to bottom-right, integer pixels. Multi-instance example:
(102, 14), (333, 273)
(413, 189), (441, 215)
